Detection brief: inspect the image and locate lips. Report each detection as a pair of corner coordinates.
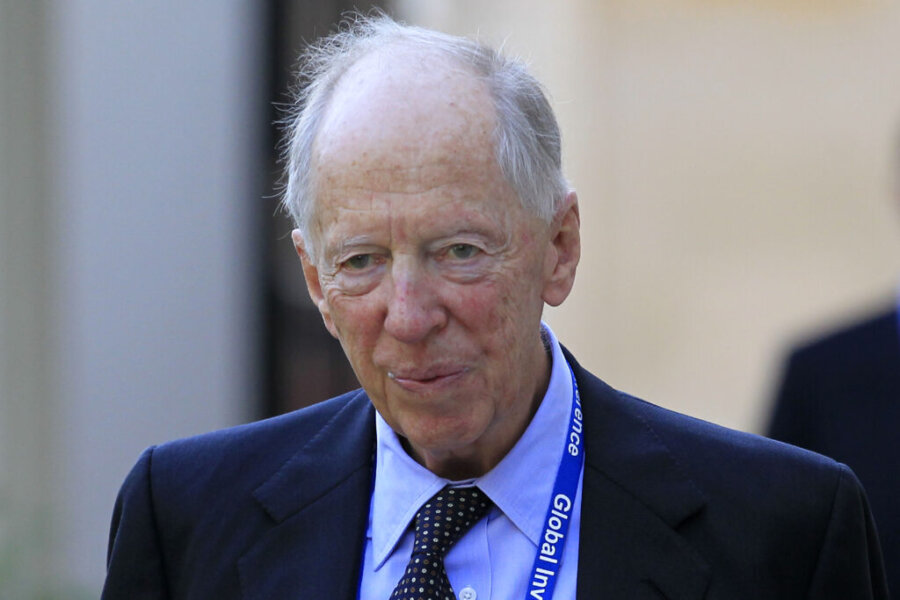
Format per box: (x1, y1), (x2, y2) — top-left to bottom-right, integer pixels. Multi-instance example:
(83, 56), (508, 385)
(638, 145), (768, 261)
(387, 366), (469, 390)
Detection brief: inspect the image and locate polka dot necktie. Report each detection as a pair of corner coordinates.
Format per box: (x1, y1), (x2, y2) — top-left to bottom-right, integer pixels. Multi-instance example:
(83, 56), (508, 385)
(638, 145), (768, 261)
(389, 486), (493, 600)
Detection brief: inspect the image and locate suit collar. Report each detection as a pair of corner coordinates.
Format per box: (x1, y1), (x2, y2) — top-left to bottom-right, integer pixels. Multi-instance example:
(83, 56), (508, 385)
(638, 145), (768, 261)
(565, 348), (711, 599)
(239, 391), (376, 599)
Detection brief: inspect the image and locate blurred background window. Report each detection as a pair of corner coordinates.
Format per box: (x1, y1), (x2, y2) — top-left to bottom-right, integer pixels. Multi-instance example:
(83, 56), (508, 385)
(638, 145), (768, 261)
(260, 0), (380, 417)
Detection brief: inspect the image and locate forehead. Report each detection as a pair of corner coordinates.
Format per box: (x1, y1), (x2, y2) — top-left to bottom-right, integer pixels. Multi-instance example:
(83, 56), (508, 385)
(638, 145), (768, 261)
(314, 46), (498, 184)
(309, 46), (518, 237)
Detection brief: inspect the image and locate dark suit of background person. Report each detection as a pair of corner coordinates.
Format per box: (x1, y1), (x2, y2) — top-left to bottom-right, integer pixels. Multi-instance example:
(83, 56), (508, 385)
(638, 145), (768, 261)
(769, 306), (900, 596)
(102, 349), (888, 599)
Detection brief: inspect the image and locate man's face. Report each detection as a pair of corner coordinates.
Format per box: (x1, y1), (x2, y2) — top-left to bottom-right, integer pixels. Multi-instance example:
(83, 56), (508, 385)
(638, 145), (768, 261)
(295, 51), (578, 478)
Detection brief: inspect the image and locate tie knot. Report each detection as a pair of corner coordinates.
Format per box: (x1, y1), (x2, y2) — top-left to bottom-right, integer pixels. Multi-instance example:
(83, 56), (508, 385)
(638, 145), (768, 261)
(411, 486), (492, 558)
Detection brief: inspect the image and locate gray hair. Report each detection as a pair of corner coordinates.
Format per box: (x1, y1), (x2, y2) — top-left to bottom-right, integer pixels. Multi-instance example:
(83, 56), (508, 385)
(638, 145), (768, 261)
(281, 12), (569, 255)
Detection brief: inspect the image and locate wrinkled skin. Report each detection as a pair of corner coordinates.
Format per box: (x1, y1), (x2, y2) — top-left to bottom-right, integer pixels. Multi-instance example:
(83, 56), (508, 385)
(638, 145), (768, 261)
(294, 48), (580, 479)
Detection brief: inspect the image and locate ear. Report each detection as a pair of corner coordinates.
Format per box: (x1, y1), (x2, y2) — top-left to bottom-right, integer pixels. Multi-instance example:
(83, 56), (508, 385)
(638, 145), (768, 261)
(541, 191), (581, 307)
(292, 229), (339, 339)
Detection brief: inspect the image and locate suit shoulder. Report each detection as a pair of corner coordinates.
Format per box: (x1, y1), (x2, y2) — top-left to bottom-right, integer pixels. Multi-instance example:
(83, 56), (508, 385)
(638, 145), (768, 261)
(159, 388), (366, 453)
(577, 359), (849, 500)
(620, 391), (869, 543)
(143, 389), (371, 500)
(630, 389), (839, 474)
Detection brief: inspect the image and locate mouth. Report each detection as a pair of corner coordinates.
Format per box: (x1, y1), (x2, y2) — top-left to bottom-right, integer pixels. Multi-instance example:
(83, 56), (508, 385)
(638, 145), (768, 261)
(387, 367), (468, 391)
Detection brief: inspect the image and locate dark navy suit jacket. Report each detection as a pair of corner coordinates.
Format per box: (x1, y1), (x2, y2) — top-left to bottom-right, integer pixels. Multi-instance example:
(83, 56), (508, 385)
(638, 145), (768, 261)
(769, 308), (899, 597)
(103, 351), (889, 599)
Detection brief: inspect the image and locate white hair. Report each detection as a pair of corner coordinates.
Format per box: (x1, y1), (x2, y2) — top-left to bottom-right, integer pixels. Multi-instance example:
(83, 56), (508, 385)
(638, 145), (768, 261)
(281, 12), (569, 256)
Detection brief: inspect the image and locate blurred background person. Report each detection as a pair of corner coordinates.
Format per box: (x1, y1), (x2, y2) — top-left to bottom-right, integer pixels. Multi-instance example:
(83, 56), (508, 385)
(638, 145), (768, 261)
(767, 136), (900, 595)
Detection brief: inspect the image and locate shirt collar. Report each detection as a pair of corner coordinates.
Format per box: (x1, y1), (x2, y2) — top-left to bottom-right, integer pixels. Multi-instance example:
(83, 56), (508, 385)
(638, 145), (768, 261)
(368, 321), (575, 568)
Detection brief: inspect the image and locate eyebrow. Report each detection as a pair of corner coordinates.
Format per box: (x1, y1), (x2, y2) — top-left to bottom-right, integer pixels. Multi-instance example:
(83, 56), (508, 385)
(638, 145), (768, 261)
(325, 235), (382, 261)
(322, 216), (510, 261)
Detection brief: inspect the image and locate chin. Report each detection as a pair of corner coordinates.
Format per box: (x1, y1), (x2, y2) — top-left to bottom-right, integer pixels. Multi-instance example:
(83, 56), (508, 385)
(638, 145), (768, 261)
(402, 416), (483, 454)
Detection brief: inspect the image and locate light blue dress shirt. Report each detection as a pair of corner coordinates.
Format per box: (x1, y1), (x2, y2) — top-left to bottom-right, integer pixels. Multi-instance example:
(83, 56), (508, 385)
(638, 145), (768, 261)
(359, 323), (583, 600)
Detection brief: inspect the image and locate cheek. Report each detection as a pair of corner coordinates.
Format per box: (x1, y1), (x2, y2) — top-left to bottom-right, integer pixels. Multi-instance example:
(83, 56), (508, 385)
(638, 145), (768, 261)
(491, 267), (547, 346)
(324, 292), (382, 350)
(326, 298), (386, 395)
(452, 277), (535, 346)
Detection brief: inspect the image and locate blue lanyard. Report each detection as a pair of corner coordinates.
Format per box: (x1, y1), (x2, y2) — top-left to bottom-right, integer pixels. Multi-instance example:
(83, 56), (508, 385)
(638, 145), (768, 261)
(525, 359), (584, 600)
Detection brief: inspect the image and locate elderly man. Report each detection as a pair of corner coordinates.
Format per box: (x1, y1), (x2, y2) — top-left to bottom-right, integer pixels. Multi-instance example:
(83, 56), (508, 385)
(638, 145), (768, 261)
(102, 14), (888, 599)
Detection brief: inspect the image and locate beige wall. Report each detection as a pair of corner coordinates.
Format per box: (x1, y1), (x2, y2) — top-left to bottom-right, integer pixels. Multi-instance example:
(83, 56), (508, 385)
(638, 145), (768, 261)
(395, 0), (900, 432)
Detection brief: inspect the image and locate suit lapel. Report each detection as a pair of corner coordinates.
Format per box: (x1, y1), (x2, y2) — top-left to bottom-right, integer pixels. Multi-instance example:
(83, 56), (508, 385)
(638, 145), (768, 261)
(566, 350), (711, 600)
(238, 392), (376, 600)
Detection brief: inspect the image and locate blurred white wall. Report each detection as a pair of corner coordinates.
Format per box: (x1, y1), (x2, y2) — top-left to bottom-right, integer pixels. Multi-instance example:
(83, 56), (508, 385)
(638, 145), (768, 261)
(1, 1), (265, 596)
(396, 0), (900, 431)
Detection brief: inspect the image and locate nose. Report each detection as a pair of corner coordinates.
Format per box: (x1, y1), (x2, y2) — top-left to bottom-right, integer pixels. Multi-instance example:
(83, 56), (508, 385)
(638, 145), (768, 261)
(383, 258), (447, 344)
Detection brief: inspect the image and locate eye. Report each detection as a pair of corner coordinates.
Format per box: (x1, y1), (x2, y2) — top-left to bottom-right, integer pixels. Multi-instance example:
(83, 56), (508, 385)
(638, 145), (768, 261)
(343, 254), (373, 270)
(447, 243), (480, 260)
